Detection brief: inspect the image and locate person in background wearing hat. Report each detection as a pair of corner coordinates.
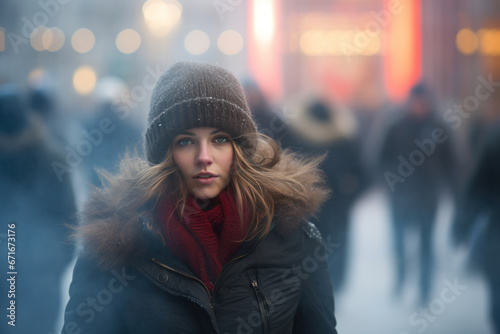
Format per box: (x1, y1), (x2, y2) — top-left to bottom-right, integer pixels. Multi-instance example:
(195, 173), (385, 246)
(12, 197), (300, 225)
(63, 62), (338, 333)
(280, 98), (367, 295)
(0, 84), (77, 334)
(242, 82), (367, 295)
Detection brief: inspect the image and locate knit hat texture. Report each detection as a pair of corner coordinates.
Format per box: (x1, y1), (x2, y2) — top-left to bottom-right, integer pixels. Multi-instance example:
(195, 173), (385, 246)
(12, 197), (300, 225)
(145, 62), (257, 164)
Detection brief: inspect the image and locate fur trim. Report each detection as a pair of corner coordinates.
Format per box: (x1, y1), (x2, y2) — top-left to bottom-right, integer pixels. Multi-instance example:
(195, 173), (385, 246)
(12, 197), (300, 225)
(272, 151), (327, 236)
(78, 153), (328, 269)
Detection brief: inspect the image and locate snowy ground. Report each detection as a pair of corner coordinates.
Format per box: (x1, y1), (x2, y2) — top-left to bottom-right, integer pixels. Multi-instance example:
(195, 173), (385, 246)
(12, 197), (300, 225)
(55, 186), (493, 334)
(335, 186), (492, 334)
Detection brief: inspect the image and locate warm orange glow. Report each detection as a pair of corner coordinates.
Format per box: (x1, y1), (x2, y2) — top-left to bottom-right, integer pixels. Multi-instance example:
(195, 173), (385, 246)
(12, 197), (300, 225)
(73, 66), (97, 95)
(456, 28), (478, 55)
(247, 0), (282, 101)
(384, 0), (421, 101)
(252, 0), (275, 45)
(299, 28), (382, 57)
(478, 29), (500, 56)
(324, 30), (342, 55)
(300, 30), (325, 56)
(142, 0), (182, 37)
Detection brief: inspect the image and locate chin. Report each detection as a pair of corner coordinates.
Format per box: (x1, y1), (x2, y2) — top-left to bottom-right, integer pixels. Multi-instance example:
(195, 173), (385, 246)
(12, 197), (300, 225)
(192, 188), (222, 201)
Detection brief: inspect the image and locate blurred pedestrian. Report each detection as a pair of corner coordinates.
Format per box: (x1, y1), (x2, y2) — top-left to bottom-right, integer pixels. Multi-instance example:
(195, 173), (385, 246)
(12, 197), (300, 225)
(378, 83), (456, 305)
(0, 84), (77, 334)
(279, 96), (367, 293)
(81, 77), (143, 189)
(453, 119), (500, 333)
(63, 62), (337, 333)
(28, 86), (67, 149)
(242, 78), (288, 142)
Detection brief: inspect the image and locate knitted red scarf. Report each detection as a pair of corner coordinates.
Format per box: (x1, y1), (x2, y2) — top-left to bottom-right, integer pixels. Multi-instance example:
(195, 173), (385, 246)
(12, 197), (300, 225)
(160, 188), (249, 291)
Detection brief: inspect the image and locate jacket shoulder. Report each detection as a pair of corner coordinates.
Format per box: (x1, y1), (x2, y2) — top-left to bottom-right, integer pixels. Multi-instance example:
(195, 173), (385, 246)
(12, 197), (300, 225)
(302, 221), (322, 239)
(301, 221), (325, 246)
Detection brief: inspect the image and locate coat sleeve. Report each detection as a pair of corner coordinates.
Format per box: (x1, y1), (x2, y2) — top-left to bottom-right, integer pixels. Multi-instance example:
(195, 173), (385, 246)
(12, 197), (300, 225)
(453, 130), (499, 246)
(293, 223), (338, 334)
(61, 256), (128, 334)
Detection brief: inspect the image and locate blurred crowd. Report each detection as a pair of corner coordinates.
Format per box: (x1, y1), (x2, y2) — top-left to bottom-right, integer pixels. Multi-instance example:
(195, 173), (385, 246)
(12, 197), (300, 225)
(0, 72), (499, 333)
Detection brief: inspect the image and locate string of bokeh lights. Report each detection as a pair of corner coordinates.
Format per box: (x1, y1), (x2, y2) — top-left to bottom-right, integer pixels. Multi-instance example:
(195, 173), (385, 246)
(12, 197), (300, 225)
(0, 0), (499, 96)
(0, 0), (245, 96)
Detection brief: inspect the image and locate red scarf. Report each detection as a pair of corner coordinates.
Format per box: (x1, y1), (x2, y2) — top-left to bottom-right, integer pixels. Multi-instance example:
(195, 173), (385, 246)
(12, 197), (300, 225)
(160, 188), (249, 291)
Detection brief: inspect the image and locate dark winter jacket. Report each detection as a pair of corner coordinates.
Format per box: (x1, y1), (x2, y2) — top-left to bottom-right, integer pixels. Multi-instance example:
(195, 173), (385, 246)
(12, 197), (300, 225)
(62, 171), (338, 333)
(379, 112), (455, 200)
(454, 120), (500, 274)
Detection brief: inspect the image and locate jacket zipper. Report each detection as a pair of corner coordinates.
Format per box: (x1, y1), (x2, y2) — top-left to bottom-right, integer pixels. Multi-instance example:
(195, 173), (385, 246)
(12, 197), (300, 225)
(212, 220), (276, 295)
(210, 238), (262, 308)
(152, 241), (258, 308)
(151, 258), (220, 333)
(152, 234), (265, 326)
(251, 279), (271, 333)
(151, 258), (211, 301)
(212, 249), (255, 293)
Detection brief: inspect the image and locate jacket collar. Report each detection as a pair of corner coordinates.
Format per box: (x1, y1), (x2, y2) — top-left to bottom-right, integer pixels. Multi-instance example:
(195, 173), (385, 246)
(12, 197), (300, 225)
(138, 212), (270, 272)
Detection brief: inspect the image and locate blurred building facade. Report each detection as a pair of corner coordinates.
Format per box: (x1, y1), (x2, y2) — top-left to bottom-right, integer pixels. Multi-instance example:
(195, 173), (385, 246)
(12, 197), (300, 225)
(1, 0), (499, 118)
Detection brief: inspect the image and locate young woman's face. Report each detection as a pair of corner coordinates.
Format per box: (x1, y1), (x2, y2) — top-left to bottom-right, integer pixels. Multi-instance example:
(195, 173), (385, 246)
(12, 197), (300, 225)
(172, 127), (233, 200)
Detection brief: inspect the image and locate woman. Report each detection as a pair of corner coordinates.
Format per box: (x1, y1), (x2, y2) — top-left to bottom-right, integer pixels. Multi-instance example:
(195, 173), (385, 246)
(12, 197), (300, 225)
(63, 62), (338, 333)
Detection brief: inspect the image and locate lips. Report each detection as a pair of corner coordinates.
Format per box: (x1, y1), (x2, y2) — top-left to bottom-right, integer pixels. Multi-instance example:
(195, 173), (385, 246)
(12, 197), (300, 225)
(193, 172), (218, 184)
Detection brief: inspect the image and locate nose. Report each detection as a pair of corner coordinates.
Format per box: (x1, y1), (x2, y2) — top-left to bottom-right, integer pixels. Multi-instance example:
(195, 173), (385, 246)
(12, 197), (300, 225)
(196, 141), (213, 166)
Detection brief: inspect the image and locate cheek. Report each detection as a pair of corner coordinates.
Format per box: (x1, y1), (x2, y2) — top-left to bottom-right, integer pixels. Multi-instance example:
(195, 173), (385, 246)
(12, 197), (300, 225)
(222, 149), (234, 176)
(173, 151), (192, 177)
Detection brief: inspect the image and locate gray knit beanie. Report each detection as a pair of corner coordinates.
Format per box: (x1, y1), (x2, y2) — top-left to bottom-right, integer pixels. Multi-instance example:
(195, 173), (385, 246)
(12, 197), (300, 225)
(145, 61), (257, 164)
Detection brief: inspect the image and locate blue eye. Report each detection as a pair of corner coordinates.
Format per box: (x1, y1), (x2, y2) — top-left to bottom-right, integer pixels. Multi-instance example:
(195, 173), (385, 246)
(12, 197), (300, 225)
(176, 138), (193, 146)
(213, 136), (229, 144)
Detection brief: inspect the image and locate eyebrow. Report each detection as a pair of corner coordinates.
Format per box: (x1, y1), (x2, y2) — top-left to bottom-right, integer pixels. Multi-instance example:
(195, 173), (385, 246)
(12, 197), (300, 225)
(180, 129), (223, 136)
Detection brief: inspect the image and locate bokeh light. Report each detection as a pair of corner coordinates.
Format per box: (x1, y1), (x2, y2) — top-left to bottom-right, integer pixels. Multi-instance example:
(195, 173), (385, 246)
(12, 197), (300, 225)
(27, 68), (46, 85)
(300, 29), (382, 56)
(43, 27), (65, 52)
(363, 33), (381, 56)
(456, 28), (478, 55)
(30, 26), (48, 51)
(116, 29), (141, 54)
(478, 29), (500, 56)
(184, 30), (210, 55)
(72, 28), (95, 53)
(217, 30), (244, 55)
(73, 66), (97, 95)
(142, 0), (182, 37)
(324, 30), (342, 55)
(252, 0), (275, 45)
(300, 30), (325, 56)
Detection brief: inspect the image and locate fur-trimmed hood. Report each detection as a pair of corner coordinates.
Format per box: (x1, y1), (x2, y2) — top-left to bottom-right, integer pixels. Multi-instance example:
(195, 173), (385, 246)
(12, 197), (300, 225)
(78, 153), (329, 270)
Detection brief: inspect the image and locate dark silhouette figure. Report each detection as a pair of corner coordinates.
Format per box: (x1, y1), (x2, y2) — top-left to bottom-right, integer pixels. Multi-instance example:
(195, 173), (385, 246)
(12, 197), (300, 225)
(284, 100), (367, 293)
(378, 83), (456, 305)
(243, 83), (367, 293)
(81, 101), (143, 189)
(28, 87), (68, 149)
(242, 79), (288, 142)
(453, 119), (500, 333)
(0, 84), (77, 334)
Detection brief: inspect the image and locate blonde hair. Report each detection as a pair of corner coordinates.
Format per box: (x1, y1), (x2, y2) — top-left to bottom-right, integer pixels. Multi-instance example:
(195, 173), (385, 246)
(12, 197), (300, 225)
(230, 133), (328, 239)
(76, 133), (329, 266)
